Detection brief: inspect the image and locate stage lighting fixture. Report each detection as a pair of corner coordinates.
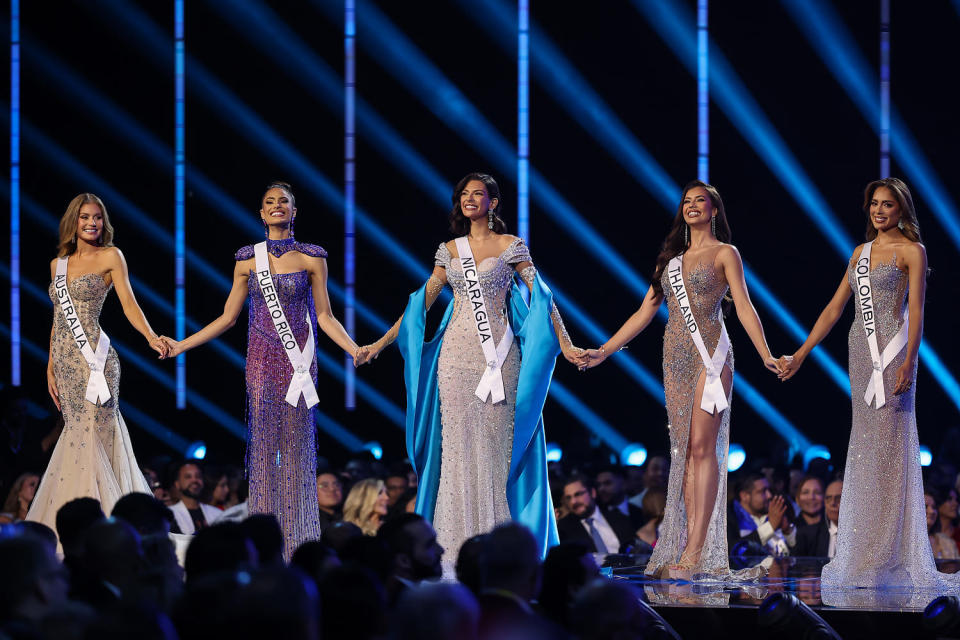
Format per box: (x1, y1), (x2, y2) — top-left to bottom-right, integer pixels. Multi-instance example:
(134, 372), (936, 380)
(758, 593), (841, 639)
(363, 441), (383, 461)
(620, 443), (648, 467)
(728, 443), (746, 472)
(546, 442), (563, 462)
(803, 445), (831, 470)
(925, 595), (960, 637)
(919, 445), (933, 467)
(186, 441), (207, 460)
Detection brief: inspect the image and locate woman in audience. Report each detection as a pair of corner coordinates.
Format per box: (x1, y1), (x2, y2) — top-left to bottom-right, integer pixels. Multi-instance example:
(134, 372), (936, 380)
(0, 472), (40, 524)
(932, 487), (960, 560)
(202, 467), (230, 510)
(794, 476), (825, 527)
(637, 489), (667, 547)
(342, 478), (389, 536)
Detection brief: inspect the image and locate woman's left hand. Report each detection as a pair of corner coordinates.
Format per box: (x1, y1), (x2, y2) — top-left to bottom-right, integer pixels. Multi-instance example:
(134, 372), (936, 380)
(149, 335), (169, 359)
(562, 345), (585, 366)
(893, 362), (916, 395)
(764, 355), (785, 375)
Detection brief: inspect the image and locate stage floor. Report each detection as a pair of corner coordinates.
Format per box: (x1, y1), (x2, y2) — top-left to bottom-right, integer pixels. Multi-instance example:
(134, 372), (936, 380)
(612, 556), (960, 613)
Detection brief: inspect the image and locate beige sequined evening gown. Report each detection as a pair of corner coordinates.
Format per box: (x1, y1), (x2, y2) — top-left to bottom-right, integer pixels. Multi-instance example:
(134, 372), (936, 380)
(27, 274), (150, 534)
(821, 254), (960, 593)
(644, 253), (762, 581)
(432, 239), (531, 570)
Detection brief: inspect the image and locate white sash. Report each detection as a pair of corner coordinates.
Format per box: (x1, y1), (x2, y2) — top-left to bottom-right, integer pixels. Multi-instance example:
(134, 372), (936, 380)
(855, 241), (910, 409)
(253, 242), (319, 409)
(54, 258), (112, 405)
(667, 255), (730, 414)
(455, 237), (514, 404)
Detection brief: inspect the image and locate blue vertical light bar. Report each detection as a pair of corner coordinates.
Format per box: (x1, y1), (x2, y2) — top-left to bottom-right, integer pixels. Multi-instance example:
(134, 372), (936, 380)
(10, 0), (20, 386)
(174, 0), (186, 408)
(697, 0), (708, 181)
(879, 0), (890, 177)
(517, 0), (529, 245)
(344, 0), (356, 408)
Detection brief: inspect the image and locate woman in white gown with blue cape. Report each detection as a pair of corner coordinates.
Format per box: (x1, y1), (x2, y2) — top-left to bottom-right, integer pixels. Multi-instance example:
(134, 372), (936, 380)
(363, 173), (582, 571)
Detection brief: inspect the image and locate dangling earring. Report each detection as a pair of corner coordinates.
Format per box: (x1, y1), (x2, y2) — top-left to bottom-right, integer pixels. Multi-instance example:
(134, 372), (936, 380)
(897, 220), (904, 230)
(488, 208), (495, 230)
(711, 214), (717, 237)
(289, 216), (296, 238)
(684, 224), (689, 246)
(262, 218), (269, 238)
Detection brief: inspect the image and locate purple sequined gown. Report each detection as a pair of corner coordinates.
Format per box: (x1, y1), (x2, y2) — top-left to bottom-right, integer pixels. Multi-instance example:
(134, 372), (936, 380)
(236, 238), (324, 559)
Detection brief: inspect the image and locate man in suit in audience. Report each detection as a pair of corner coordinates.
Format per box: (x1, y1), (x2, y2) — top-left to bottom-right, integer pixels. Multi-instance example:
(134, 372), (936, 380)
(169, 461), (222, 535)
(794, 479), (842, 557)
(557, 475), (636, 555)
(595, 465), (646, 529)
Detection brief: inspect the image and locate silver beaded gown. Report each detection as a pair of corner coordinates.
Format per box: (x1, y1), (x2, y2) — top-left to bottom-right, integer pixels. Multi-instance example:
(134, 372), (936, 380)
(432, 239), (530, 572)
(644, 252), (763, 580)
(821, 253), (960, 593)
(28, 274), (150, 536)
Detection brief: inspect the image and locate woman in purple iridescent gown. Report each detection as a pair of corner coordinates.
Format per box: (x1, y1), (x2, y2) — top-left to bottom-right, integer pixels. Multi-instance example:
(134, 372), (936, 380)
(164, 182), (362, 558)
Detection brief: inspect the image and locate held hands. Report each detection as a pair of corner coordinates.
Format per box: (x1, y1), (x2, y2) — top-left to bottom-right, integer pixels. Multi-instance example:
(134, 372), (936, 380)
(764, 355), (786, 375)
(574, 347), (607, 371)
(354, 339), (385, 367)
(776, 354), (801, 381)
(149, 335), (170, 359)
(156, 336), (181, 359)
(892, 362), (915, 395)
(561, 345), (585, 366)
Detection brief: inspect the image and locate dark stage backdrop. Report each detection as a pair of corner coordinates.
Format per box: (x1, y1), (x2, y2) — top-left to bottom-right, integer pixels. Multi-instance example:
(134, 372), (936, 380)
(3, 0), (959, 474)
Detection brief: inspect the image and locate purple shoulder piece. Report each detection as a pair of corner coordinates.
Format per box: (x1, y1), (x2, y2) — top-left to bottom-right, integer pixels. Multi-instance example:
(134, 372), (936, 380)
(235, 244), (256, 261)
(295, 242), (328, 258)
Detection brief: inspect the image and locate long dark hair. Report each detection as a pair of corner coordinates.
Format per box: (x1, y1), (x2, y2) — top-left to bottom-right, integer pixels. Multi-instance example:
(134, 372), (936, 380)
(448, 172), (508, 236)
(651, 180), (731, 298)
(863, 177), (921, 243)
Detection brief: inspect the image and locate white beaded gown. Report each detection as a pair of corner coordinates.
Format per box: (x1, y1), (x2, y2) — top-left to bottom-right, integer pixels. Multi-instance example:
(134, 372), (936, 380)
(432, 238), (531, 571)
(821, 253), (960, 593)
(27, 274), (150, 535)
(644, 252), (763, 581)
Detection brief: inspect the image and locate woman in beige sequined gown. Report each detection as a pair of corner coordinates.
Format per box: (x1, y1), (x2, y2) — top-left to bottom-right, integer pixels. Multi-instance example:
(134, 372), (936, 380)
(28, 194), (163, 534)
(364, 173), (580, 571)
(780, 179), (960, 593)
(579, 181), (782, 580)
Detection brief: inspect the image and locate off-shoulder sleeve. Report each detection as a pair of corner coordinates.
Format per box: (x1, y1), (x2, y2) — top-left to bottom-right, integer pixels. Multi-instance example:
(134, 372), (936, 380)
(434, 242), (451, 268)
(235, 244), (255, 261)
(503, 237), (532, 265)
(297, 242), (328, 258)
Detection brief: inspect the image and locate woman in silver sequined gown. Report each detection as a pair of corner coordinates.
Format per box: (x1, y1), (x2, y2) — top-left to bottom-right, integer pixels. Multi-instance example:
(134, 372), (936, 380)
(365, 173), (580, 570)
(164, 183), (362, 559)
(28, 194), (162, 534)
(780, 179), (960, 593)
(579, 181), (782, 580)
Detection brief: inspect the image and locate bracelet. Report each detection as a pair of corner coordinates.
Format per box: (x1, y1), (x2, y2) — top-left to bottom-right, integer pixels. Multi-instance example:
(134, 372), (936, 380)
(599, 345), (607, 358)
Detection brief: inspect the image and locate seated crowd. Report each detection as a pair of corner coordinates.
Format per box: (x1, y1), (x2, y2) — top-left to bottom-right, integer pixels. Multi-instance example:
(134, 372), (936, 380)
(4, 447), (960, 639)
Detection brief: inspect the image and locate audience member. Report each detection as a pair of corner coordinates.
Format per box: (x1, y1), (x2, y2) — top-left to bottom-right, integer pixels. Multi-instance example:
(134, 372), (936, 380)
(384, 468), (410, 508)
(793, 478), (842, 557)
(290, 539), (341, 585)
(318, 565), (387, 640)
(376, 513), (443, 603)
(537, 541), (599, 628)
(142, 467), (172, 506)
(0, 534), (70, 632)
(793, 475), (825, 526)
(557, 475), (635, 555)
(595, 466), (644, 528)
(72, 519), (146, 608)
(636, 489), (667, 549)
(926, 487), (957, 559)
(387, 487), (417, 521)
(111, 492), (174, 537)
(169, 461), (222, 534)
(82, 602), (178, 640)
(13, 521), (58, 555)
(455, 534), (488, 597)
(111, 493), (183, 610)
(240, 513), (285, 567)
(0, 471), (39, 524)
(570, 579), (679, 640)
(223, 568), (321, 640)
(728, 473), (794, 556)
(184, 522), (257, 584)
(223, 465), (245, 509)
(201, 466), (230, 510)
(56, 497), (106, 559)
(933, 485), (960, 560)
(316, 469), (344, 534)
(322, 520), (363, 555)
(628, 455), (670, 508)
(343, 478), (389, 536)
(390, 582), (479, 640)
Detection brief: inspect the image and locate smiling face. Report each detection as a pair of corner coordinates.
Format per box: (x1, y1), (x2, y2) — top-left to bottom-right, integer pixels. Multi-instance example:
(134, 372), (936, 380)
(940, 490), (959, 521)
(682, 186), (717, 230)
(563, 480), (597, 518)
(176, 463), (204, 500)
(260, 187), (296, 228)
(869, 186), (902, 232)
(76, 203), (104, 245)
(374, 486), (389, 517)
(459, 179), (497, 224)
(796, 478), (824, 518)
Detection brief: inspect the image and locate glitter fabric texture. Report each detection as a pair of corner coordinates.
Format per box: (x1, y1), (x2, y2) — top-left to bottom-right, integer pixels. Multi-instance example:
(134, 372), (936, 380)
(28, 274), (150, 536)
(644, 255), (762, 581)
(432, 238), (530, 571)
(821, 254), (960, 591)
(237, 238), (326, 559)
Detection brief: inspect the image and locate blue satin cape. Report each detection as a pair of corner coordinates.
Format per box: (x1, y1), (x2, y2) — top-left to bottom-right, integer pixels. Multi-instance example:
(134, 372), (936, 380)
(397, 272), (561, 558)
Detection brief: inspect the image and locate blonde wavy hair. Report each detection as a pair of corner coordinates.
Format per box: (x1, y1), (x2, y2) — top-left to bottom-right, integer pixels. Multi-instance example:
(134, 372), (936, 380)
(342, 478), (386, 536)
(57, 193), (115, 257)
(2, 472), (39, 515)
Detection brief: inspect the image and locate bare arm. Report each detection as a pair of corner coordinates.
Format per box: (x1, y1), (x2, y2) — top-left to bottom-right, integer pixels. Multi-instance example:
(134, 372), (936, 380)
(105, 248), (166, 356)
(718, 245), (778, 373)
(361, 266), (447, 363)
(779, 255), (856, 380)
(167, 260), (250, 356)
(892, 243), (926, 394)
(577, 285), (663, 369)
(308, 256), (361, 360)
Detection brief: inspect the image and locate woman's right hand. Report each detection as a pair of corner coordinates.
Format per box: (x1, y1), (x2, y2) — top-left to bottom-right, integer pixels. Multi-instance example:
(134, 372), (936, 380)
(158, 336), (181, 359)
(355, 340), (383, 366)
(575, 348), (607, 371)
(46, 367), (61, 411)
(777, 354), (802, 381)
